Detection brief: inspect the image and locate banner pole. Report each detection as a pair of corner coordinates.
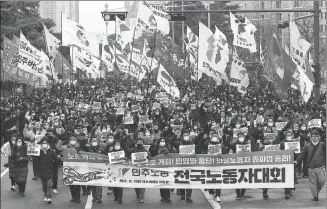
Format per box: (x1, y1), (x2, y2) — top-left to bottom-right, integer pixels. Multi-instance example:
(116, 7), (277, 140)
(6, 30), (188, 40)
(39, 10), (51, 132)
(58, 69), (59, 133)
(145, 30), (157, 111)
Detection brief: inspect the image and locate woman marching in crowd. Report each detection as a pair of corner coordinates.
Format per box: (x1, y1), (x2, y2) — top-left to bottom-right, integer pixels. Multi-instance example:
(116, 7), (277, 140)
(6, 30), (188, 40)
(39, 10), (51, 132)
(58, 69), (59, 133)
(1, 76), (325, 205)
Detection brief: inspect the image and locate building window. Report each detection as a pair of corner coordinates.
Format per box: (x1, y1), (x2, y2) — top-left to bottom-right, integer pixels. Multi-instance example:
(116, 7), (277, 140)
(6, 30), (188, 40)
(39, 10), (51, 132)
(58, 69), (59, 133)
(261, 2), (265, 9)
(276, 1), (281, 8)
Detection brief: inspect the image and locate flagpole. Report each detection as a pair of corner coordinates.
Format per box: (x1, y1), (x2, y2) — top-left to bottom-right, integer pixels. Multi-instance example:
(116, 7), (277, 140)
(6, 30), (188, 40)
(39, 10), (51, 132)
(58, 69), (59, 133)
(42, 24), (55, 86)
(145, 30), (157, 111)
(127, 27), (137, 92)
(196, 22), (200, 106)
(61, 12), (64, 83)
(71, 45), (74, 104)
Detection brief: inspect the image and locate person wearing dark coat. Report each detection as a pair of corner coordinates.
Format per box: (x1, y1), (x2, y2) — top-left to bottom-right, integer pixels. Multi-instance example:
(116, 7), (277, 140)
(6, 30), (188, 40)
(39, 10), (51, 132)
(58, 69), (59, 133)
(203, 132), (228, 203)
(125, 138), (148, 203)
(6, 134), (18, 191)
(14, 136), (29, 196)
(149, 137), (172, 203)
(80, 137), (104, 203)
(38, 138), (57, 204)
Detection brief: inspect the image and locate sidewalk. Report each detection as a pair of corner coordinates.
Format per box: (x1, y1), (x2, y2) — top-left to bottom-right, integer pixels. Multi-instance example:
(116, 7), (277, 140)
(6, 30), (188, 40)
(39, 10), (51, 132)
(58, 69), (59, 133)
(217, 178), (326, 209)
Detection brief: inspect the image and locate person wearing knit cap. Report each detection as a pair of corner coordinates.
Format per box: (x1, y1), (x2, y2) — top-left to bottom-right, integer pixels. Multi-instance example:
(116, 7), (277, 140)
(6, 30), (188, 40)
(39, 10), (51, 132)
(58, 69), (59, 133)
(295, 128), (326, 201)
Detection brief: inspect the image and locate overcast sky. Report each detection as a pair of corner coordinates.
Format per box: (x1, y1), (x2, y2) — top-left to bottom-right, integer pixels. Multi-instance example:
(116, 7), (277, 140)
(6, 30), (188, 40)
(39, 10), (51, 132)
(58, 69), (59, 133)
(79, 1), (125, 35)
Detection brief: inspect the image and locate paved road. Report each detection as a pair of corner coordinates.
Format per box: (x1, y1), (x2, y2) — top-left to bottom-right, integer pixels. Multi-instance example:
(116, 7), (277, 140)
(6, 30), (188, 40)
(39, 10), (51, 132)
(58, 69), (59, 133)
(1, 160), (326, 209)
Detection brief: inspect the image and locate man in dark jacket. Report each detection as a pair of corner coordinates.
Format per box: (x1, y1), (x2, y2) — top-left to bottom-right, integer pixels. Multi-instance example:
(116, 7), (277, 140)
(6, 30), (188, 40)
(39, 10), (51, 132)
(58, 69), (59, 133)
(38, 138), (58, 204)
(295, 128), (326, 201)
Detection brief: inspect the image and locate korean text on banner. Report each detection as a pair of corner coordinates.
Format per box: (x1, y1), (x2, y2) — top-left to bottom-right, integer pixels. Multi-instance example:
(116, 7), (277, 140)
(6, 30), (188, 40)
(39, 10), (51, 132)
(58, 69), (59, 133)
(27, 143), (41, 156)
(63, 149), (294, 189)
(236, 144), (251, 153)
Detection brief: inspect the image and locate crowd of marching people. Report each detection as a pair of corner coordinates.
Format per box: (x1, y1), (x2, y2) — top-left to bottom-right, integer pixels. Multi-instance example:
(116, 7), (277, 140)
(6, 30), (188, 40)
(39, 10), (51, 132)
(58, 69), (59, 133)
(1, 72), (326, 205)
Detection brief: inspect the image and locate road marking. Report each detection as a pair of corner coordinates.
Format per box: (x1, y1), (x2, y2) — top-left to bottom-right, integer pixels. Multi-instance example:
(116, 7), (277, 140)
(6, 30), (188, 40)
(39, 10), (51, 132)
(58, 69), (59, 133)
(1, 168), (9, 178)
(201, 189), (221, 209)
(85, 194), (93, 209)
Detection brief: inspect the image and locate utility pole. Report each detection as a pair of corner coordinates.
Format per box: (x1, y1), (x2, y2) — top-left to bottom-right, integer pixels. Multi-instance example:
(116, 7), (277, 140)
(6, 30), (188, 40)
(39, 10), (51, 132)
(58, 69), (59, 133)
(207, 1), (210, 29)
(182, 1), (184, 53)
(313, 0), (321, 102)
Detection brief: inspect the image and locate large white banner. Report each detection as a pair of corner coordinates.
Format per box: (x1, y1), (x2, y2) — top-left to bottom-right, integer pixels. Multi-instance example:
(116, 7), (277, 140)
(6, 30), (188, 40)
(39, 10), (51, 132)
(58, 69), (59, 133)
(63, 149), (295, 189)
(157, 65), (180, 98)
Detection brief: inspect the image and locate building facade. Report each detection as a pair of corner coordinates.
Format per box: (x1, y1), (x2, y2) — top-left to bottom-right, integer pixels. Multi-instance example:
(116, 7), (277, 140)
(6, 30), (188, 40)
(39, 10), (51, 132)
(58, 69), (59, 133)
(39, 1), (79, 33)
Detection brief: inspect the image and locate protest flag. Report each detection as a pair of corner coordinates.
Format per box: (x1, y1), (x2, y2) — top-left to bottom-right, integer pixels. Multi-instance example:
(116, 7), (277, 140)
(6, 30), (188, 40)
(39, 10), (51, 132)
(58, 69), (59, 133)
(43, 23), (61, 59)
(54, 51), (73, 82)
(157, 64), (180, 98)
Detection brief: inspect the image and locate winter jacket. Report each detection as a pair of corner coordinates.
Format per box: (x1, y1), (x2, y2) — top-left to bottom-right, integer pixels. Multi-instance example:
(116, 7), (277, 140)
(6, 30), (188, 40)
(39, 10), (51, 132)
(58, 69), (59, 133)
(296, 141), (326, 169)
(39, 147), (57, 179)
(14, 144), (29, 182)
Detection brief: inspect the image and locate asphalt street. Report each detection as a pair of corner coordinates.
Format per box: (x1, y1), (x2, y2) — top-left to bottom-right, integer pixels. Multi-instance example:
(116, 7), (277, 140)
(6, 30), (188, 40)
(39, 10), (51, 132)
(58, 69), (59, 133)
(1, 159), (326, 209)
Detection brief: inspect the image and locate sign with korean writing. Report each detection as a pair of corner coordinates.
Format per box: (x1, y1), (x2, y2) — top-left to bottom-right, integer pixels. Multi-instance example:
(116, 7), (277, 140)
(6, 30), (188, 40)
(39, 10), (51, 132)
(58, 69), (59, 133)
(108, 151), (125, 164)
(1, 142), (11, 156)
(92, 102), (101, 110)
(131, 152), (148, 164)
(136, 95), (144, 101)
(123, 116), (134, 124)
(264, 144), (281, 152)
(63, 148), (294, 189)
(308, 119), (321, 129)
(179, 145), (195, 155)
(275, 122), (288, 131)
(116, 108), (125, 115)
(236, 144), (251, 153)
(264, 133), (278, 144)
(27, 143), (41, 156)
(208, 144), (222, 155)
(284, 142), (300, 153)
(132, 105), (141, 112)
(139, 115), (148, 124)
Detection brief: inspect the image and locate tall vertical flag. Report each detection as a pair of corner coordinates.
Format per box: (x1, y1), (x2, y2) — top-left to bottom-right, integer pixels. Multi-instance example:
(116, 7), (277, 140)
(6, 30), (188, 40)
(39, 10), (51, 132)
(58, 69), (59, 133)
(230, 53), (249, 94)
(157, 64), (180, 98)
(198, 22), (229, 83)
(184, 25), (202, 81)
(116, 16), (134, 50)
(18, 31), (42, 85)
(289, 21), (314, 102)
(54, 51), (74, 82)
(263, 34), (297, 97)
(230, 13), (257, 53)
(62, 16), (100, 57)
(43, 23), (61, 59)
(101, 36), (115, 72)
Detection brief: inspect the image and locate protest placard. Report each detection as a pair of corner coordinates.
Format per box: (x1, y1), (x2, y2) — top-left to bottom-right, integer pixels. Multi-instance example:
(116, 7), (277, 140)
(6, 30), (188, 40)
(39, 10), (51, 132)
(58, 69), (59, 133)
(107, 98), (115, 103)
(276, 122), (288, 131)
(152, 102), (160, 110)
(264, 144), (281, 152)
(284, 142), (300, 153)
(92, 102), (101, 109)
(123, 116), (134, 124)
(190, 104), (196, 110)
(179, 145), (195, 154)
(135, 95), (144, 101)
(308, 119), (321, 129)
(131, 105), (141, 112)
(131, 152), (148, 164)
(108, 151), (125, 164)
(1, 142), (11, 156)
(264, 133), (278, 144)
(116, 108), (125, 115)
(27, 143), (41, 156)
(236, 144), (251, 153)
(139, 115), (148, 124)
(208, 144), (222, 155)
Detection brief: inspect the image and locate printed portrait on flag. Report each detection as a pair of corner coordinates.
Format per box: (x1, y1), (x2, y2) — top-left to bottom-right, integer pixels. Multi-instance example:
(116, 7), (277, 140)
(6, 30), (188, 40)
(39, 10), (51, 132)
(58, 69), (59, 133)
(76, 30), (90, 47)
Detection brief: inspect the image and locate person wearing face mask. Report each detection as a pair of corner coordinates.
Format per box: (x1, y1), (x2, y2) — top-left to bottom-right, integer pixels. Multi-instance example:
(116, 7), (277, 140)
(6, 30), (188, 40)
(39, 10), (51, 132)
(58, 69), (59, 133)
(80, 137), (104, 203)
(108, 140), (125, 204)
(295, 129), (326, 201)
(298, 123), (310, 178)
(6, 135), (18, 191)
(203, 132), (228, 202)
(280, 130), (298, 199)
(152, 123), (162, 142)
(13, 137), (29, 197)
(124, 138), (148, 203)
(149, 138), (172, 203)
(230, 132), (249, 200)
(41, 129), (60, 194)
(58, 135), (82, 203)
(172, 131), (195, 203)
(37, 138), (58, 204)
